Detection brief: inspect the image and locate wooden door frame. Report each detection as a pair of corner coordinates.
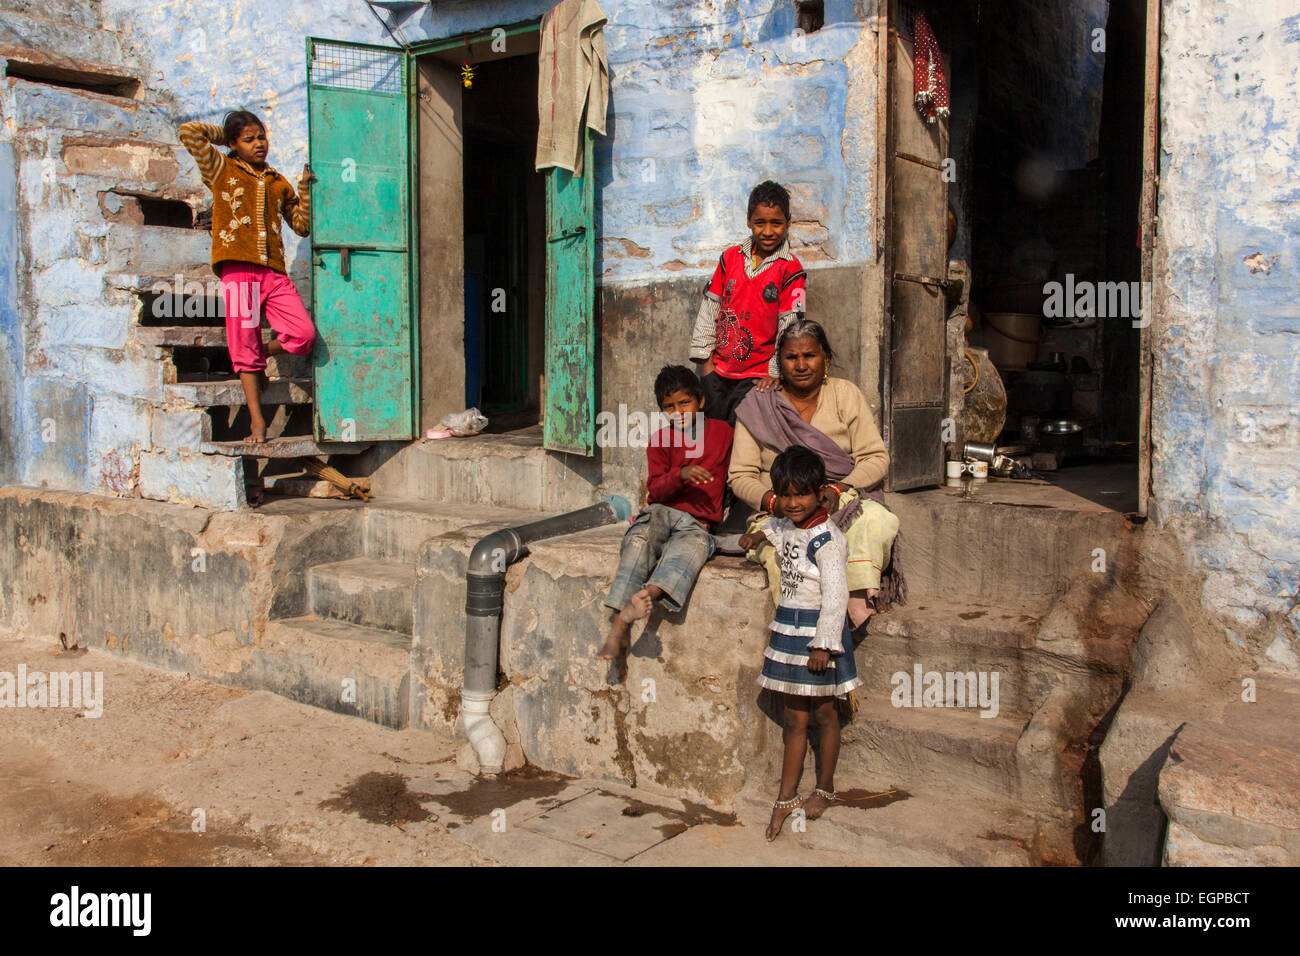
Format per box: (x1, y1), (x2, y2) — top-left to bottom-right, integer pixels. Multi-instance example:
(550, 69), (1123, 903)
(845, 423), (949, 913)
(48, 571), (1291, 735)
(874, 0), (1162, 511)
(407, 18), (542, 433)
(1137, 0), (1161, 518)
(877, 0), (949, 491)
(874, 1), (894, 458)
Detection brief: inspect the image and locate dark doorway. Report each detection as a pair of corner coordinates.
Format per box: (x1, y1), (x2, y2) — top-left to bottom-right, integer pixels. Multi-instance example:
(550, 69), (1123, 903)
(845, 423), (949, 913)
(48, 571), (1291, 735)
(462, 54), (545, 422)
(930, 0), (1146, 511)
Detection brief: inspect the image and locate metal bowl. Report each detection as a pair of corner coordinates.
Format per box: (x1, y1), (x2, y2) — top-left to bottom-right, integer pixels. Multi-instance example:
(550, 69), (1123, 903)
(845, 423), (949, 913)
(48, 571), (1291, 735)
(1040, 419), (1082, 436)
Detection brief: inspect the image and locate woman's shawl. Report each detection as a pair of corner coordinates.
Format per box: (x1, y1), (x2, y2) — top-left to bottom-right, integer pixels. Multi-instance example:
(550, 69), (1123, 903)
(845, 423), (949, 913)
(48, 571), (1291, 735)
(734, 385), (862, 530)
(734, 382), (907, 610)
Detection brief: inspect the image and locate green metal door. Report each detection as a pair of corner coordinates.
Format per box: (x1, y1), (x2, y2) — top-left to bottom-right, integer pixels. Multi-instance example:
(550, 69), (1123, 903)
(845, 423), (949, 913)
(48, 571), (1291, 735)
(543, 129), (595, 456)
(307, 39), (416, 441)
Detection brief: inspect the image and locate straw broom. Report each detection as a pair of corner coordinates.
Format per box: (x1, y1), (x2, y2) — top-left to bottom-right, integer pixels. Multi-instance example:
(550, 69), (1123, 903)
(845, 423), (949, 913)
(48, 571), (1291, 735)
(298, 456), (369, 501)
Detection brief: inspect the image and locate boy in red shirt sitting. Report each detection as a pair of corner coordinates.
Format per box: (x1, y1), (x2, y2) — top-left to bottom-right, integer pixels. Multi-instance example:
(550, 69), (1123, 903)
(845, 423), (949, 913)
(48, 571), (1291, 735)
(597, 365), (734, 659)
(689, 180), (807, 424)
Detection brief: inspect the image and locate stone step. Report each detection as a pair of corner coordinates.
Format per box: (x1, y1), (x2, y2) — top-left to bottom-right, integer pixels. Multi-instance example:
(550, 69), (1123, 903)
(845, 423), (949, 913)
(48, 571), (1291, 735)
(203, 436), (371, 459)
(0, 10), (132, 75)
(362, 498), (548, 564)
(136, 326), (267, 348)
(885, 486), (1134, 611)
(367, 427), (603, 513)
(257, 616), (411, 729)
(105, 224), (216, 283)
(857, 601), (1041, 718)
(308, 558), (416, 634)
(839, 695), (1027, 808)
(165, 377), (312, 408)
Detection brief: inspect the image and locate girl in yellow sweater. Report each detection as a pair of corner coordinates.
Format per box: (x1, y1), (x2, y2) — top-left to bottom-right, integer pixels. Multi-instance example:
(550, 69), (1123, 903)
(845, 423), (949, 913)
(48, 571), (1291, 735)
(179, 110), (316, 443)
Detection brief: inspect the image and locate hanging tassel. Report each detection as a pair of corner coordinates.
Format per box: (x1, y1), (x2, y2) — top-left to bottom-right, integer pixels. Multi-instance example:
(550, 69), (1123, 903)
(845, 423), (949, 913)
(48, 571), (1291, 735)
(460, 32), (475, 88)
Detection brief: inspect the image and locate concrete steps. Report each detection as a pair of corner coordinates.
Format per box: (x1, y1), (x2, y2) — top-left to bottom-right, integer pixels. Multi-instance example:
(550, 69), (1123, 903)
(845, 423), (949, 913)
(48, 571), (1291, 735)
(246, 500), (546, 730)
(361, 499), (542, 564)
(886, 485), (1133, 612)
(857, 600), (1041, 719)
(308, 558), (415, 634)
(368, 428), (604, 513)
(839, 695), (1026, 805)
(165, 378), (313, 408)
(257, 616), (411, 729)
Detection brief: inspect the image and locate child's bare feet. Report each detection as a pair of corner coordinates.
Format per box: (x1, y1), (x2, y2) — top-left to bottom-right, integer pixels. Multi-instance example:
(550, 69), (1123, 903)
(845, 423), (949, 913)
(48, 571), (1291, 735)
(766, 794), (802, 842)
(803, 787), (835, 820)
(248, 416), (268, 443)
(597, 615), (631, 660)
(619, 588), (654, 624)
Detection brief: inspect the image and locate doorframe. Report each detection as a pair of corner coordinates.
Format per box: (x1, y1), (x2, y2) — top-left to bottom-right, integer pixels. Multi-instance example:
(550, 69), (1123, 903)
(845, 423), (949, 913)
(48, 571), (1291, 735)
(1137, 0), (1161, 518)
(874, 0), (1163, 511)
(406, 18), (543, 433)
(875, 0), (895, 461)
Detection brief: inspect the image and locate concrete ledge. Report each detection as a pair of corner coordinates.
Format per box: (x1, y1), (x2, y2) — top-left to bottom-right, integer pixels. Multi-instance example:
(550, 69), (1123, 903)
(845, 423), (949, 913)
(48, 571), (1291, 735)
(1157, 675), (1300, 865)
(254, 617), (411, 729)
(308, 558), (414, 634)
(370, 431), (604, 513)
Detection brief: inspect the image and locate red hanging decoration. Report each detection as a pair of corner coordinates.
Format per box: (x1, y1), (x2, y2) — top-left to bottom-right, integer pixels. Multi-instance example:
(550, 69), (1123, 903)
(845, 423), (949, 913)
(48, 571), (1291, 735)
(913, 12), (949, 124)
(460, 33), (474, 89)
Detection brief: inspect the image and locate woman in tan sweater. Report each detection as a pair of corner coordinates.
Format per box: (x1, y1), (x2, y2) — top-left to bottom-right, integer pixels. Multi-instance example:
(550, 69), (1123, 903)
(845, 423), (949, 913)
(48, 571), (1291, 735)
(729, 319), (900, 627)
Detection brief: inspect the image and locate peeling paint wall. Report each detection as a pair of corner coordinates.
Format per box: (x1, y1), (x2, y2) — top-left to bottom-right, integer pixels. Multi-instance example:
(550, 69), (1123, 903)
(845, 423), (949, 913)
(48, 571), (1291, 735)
(0, 130), (19, 485)
(1152, 0), (1300, 672)
(100, 0), (881, 282)
(2, 0), (884, 505)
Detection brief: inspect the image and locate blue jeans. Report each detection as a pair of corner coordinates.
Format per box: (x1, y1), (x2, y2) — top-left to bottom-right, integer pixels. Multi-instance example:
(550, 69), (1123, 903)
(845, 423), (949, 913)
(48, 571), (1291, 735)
(605, 503), (715, 614)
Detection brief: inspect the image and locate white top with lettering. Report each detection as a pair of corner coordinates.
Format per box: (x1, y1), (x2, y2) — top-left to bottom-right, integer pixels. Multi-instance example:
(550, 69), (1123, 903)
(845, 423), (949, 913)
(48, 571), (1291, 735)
(759, 515), (850, 653)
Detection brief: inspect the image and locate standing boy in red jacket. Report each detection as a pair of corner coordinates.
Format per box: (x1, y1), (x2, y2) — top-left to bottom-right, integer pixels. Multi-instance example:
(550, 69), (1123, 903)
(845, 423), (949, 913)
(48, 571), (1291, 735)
(597, 365), (734, 659)
(689, 180), (807, 424)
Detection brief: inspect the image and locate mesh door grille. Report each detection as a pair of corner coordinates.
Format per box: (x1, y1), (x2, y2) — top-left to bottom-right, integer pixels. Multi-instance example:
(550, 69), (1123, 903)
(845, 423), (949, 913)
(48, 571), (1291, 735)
(309, 42), (404, 94)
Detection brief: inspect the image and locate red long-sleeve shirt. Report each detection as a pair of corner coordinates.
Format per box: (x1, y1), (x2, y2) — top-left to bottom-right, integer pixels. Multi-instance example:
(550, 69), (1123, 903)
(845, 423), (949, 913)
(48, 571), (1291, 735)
(646, 418), (733, 529)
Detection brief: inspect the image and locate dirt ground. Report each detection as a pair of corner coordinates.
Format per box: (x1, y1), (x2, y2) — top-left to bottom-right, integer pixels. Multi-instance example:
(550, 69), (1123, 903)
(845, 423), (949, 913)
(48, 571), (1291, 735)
(0, 634), (485, 866)
(0, 633), (1032, 867)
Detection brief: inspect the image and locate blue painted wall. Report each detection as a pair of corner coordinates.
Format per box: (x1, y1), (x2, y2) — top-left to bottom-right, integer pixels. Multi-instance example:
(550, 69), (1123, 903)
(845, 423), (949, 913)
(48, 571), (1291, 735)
(103, 0), (880, 284)
(1153, 2), (1300, 670)
(0, 138), (19, 485)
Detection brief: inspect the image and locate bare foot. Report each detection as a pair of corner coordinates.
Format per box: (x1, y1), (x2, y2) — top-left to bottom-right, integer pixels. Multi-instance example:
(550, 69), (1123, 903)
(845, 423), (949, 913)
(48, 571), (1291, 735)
(597, 615), (631, 660)
(618, 588), (654, 624)
(248, 418), (268, 444)
(804, 789), (834, 820)
(766, 797), (802, 842)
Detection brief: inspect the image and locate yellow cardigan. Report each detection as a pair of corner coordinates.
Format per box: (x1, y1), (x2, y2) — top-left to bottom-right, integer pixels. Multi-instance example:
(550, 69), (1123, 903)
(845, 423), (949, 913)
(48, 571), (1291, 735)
(179, 121), (310, 275)
(727, 377), (889, 510)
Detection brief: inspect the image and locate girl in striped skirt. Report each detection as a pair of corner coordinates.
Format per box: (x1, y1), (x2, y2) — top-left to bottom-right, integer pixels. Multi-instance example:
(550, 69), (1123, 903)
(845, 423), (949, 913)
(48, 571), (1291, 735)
(738, 445), (861, 841)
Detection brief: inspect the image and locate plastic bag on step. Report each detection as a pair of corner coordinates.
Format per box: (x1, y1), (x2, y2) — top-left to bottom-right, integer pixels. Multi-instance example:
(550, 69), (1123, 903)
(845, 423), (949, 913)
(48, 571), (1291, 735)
(438, 407), (488, 437)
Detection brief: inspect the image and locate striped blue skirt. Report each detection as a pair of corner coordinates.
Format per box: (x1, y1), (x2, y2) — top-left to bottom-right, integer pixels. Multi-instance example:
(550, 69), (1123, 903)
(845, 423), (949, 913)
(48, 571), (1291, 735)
(757, 606), (862, 698)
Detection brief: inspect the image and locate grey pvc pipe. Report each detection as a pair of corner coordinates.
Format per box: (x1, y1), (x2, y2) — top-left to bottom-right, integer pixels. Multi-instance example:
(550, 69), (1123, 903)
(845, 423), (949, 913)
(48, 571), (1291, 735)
(463, 496), (632, 697)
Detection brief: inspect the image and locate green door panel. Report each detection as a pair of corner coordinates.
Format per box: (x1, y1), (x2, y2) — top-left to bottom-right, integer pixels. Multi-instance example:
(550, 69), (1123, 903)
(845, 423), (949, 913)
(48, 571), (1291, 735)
(311, 249), (412, 439)
(543, 129), (595, 456)
(307, 38), (415, 441)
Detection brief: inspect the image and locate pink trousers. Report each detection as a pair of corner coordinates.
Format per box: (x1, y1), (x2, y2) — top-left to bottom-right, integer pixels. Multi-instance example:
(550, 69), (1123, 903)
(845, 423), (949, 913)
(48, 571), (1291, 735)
(220, 263), (316, 373)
